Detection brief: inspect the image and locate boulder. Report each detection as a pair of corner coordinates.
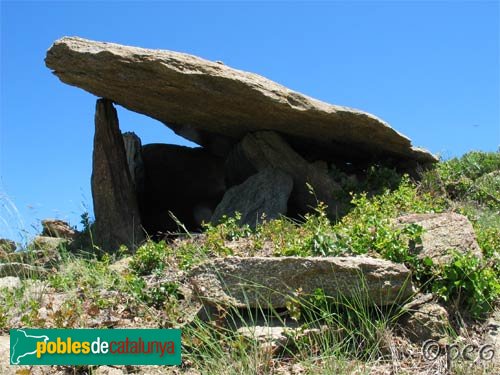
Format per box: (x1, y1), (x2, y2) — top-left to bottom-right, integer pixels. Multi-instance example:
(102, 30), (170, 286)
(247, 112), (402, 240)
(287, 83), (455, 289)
(225, 131), (345, 217)
(394, 212), (482, 265)
(32, 235), (67, 251)
(91, 99), (144, 251)
(188, 256), (413, 308)
(483, 309), (500, 365)
(94, 366), (126, 375)
(211, 167), (293, 227)
(140, 144), (226, 235)
(0, 276), (21, 291)
(237, 325), (289, 346)
(122, 131), (145, 192)
(1, 247), (61, 267)
(0, 336), (12, 375)
(236, 324), (333, 355)
(45, 37), (436, 165)
(0, 239), (16, 253)
(109, 256), (133, 274)
(0, 263), (47, 278)
(37, 249), (63, 267)
(41, 219), (77, 239)
(400, 294), (450, 342)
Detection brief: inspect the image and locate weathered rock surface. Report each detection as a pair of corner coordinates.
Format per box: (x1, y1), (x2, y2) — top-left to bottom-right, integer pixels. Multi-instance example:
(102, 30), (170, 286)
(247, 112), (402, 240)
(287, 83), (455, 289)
(1, 247), (61, 267)
(394, 212), (482, 265)
(225, 131), (345, 217)
(32, 235), (67, 251)
(237, 325), (289, 346)
(0, 276), (21, 291)
(94, 366), (126, 375)
(483, 309), (500, 365)
(0, 336), (13, 375)
(45, 36), (436, 164)
(0, 239), (16, 253)
(122, 131), (145, 192)
(91, 99), (144, 251)
(41, 219), (76, 239)
(211, 167), (293, 227)
(189, 256), (413, 308)
(0, 262), (47, 278)
(140, 143), (226, 235)
(109, 256), (133, 274)
(400, 294), (450, 342)
(236, 324), (333, 354)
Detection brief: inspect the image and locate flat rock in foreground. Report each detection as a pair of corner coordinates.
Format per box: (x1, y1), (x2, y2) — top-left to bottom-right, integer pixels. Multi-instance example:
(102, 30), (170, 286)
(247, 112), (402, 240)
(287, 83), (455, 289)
(188, 256), (414, 308)
(45, 37), (436, 164)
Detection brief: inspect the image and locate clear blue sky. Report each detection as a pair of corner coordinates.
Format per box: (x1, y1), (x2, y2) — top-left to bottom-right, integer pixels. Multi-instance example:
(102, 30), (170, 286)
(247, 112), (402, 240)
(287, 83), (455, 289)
(1, 1), (499, 243)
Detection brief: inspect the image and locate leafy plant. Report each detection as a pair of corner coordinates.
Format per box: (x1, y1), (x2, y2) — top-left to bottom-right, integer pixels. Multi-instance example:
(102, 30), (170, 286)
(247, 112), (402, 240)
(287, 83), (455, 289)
(329, 163), (402, 202)
(130, 240), (169, 275)
(138, 281), (180, 309)
(301, 202), (338, 256)
(20, 298), (44, 327)
(205, 212), (252, 241)
(421, 151), (500, 208)
(438, 151), (500, 181)
(476, 226), (500, 264)
(329, 177), (442, 258)
(422, 251), (499, 318)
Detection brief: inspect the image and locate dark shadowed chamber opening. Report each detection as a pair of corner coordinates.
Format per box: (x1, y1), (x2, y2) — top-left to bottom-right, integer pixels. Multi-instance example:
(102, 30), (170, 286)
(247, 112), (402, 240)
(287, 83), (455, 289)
(139, 144), (226, 237)
(116, 107), (227, 239)
(111, 105), (420, 242)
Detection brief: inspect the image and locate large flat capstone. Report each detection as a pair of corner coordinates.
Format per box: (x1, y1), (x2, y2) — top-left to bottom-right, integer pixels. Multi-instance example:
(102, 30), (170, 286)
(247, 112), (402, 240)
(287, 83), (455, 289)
(188, 256), (414, 308)
(45, 37), (436, 164)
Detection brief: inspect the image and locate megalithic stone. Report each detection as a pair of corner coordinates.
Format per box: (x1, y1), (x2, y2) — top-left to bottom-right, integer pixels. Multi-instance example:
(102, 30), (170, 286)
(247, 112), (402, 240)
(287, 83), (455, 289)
(91, 98), (144, 251)
(45, 37), (437, 165)
(122, 131), (144, 193)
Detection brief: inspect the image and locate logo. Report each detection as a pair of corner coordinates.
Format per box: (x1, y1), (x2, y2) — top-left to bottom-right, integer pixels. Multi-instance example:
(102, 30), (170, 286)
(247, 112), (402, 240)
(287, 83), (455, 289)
(10, 329), (181, 366)
(422, 339), (495, 362)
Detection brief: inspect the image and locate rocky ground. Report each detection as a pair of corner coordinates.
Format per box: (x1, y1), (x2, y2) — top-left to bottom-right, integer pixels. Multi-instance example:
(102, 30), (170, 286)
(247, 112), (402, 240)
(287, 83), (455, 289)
(1, 152), (499, 374)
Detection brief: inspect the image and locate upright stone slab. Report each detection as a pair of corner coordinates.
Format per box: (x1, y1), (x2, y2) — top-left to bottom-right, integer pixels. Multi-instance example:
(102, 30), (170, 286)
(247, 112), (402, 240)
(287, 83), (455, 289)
(122, 131), (144, 193)
(226, 131), (345, 218)
(91, 99), (144, 251)
(211, 167), (293, 228)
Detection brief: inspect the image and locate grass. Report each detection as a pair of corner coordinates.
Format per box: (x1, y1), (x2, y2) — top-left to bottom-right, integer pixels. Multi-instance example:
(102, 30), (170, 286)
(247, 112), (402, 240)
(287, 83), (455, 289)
(180, 277), (411, 374)
(1, 151), (499, 374)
